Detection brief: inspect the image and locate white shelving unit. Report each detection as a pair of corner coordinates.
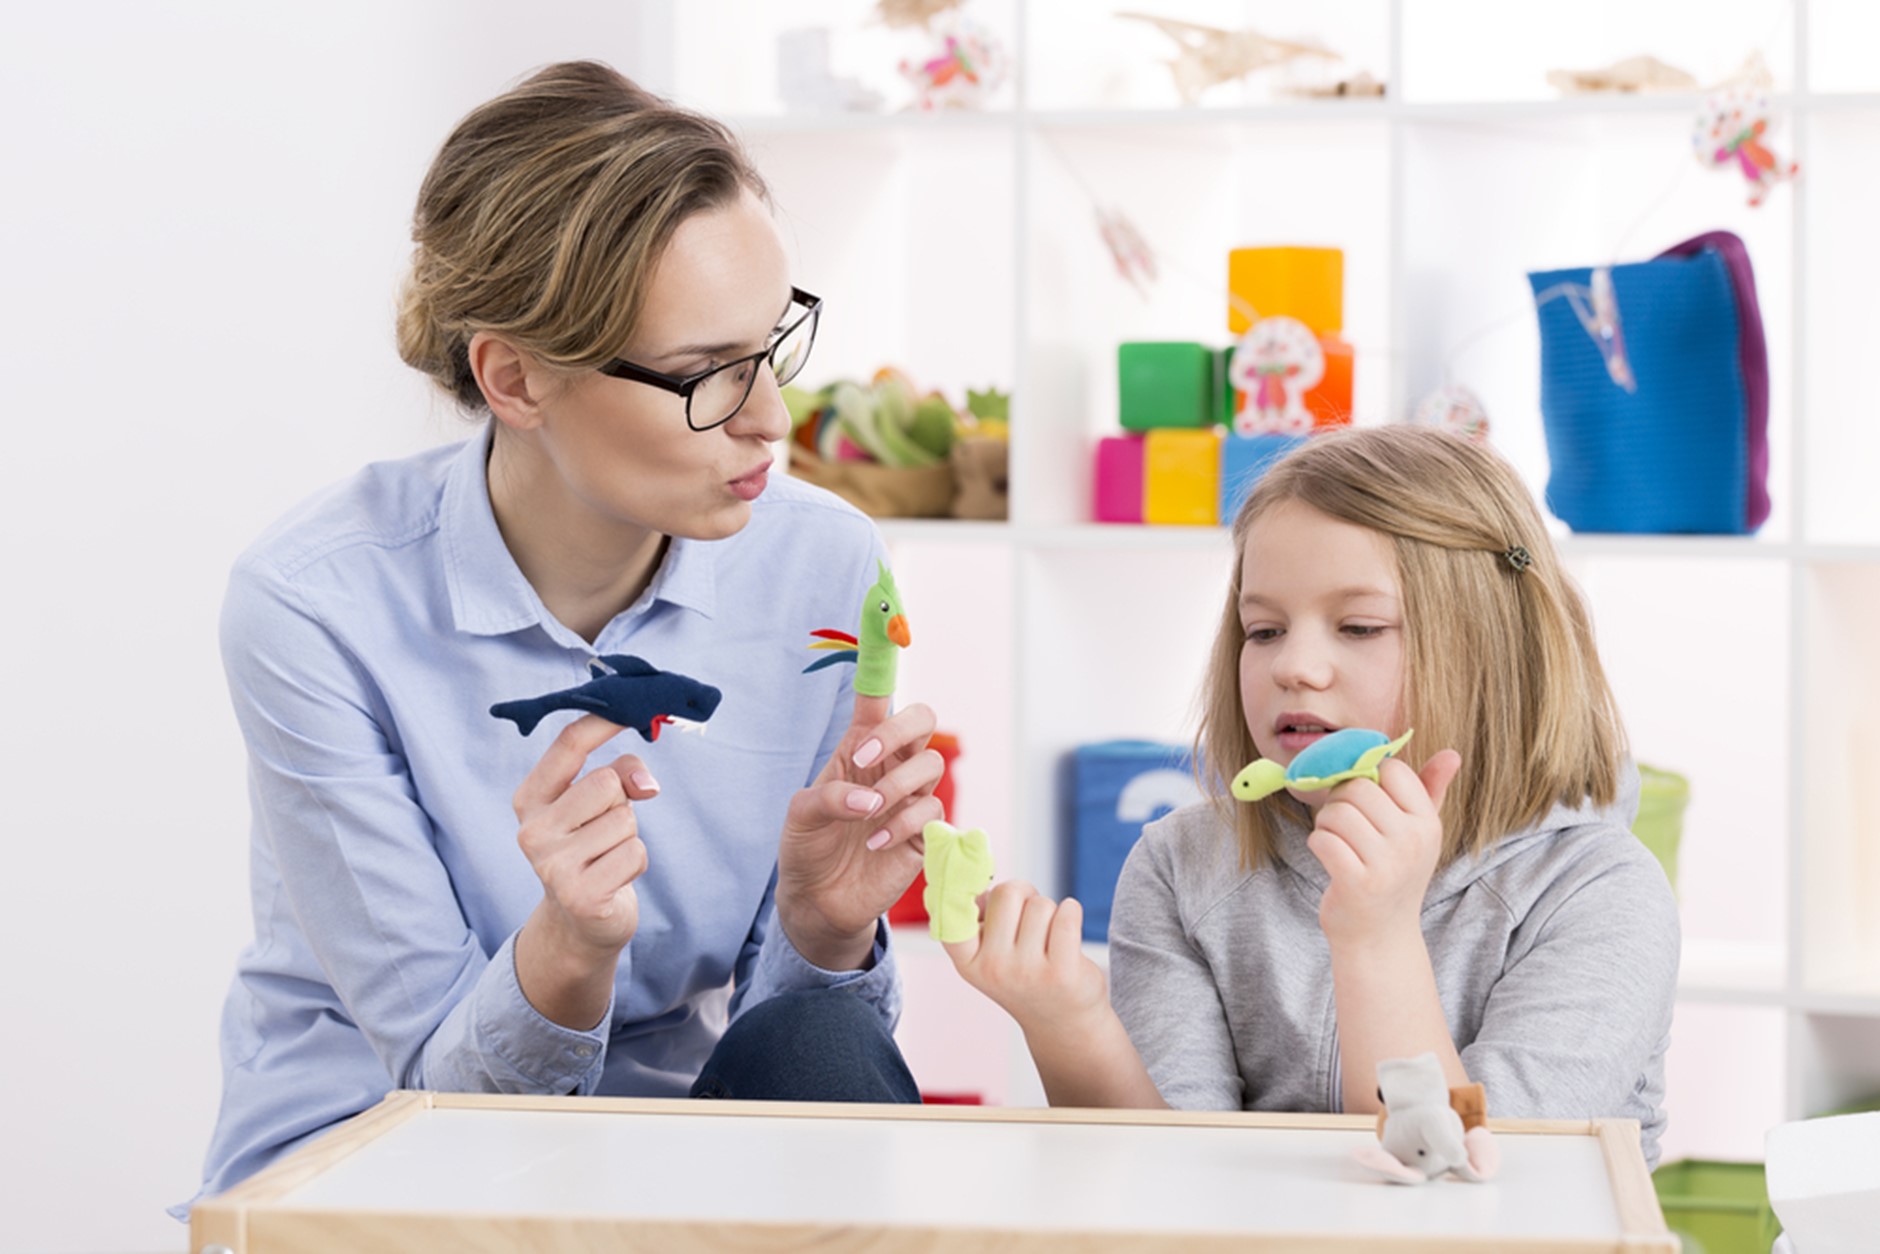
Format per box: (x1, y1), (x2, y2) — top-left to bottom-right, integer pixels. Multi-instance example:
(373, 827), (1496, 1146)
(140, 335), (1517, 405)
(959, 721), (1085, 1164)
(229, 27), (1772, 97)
(640, 0), (1880, 1162)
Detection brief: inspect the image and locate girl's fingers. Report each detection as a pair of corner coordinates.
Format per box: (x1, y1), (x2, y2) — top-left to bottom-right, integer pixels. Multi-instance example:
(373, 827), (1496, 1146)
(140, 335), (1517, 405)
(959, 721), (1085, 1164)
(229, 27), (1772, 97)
(976, 880), (1038, 957)
(1314, 799), (1385, 867)
(1046, 897), (1086, 970)
(1014, 892), (1056, 955)
(512, 714), (627, 816)
(1306, 825), (1366, 883)
(1418, 750), (1463, 813)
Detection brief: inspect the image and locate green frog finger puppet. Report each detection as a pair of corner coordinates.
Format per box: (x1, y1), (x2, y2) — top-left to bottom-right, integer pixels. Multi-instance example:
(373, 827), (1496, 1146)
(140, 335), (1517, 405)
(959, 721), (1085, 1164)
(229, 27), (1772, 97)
(802, 560), (911, 698)
(1231, 728), (1414, 801)
(922, 820), (994, 943)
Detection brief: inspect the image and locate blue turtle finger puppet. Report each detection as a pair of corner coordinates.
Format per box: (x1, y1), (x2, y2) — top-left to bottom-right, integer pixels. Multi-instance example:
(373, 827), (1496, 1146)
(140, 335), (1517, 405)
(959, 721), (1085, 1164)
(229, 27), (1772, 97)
(1231, 728), (1415, 801)
(490, 655), (722, 742)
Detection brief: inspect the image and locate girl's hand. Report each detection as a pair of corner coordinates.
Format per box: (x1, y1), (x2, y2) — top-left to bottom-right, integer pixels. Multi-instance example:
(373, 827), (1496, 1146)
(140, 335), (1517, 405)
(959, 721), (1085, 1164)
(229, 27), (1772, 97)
(512, 714), (661, 957)
(944, 880), (1110, 1037)
(1307, 750), (1462, 948)
(774, 693), (944, 970)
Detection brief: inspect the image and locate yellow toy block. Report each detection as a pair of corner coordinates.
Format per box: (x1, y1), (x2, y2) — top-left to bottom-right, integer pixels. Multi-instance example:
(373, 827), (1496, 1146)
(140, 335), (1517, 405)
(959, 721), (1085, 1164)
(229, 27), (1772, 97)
(1228, 246), (1344, 337)
(1144, 428), (1221, 526)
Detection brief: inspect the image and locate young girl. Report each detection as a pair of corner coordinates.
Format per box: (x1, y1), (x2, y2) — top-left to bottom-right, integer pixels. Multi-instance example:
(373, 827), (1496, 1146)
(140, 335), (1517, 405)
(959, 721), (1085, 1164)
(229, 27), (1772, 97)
(946, 426), (1679, 1164)
(179, 62), (943, 1213)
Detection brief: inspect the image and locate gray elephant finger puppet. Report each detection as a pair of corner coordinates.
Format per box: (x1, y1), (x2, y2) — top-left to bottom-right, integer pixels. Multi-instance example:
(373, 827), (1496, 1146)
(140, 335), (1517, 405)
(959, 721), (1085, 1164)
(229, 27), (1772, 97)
(490, 655), (722, 741)
(1352, 1053), (1501, 1185)
(802, 559), (911, 697)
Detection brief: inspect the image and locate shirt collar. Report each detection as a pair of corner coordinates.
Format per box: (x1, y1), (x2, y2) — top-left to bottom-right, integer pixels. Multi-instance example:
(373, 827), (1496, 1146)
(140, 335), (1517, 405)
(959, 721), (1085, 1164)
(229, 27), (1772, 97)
(441, 422), (718, 639)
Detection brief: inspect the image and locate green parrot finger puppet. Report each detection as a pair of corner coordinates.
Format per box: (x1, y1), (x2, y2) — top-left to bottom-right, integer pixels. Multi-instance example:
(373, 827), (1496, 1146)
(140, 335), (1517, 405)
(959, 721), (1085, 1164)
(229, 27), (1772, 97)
(1232, 728), (1414, 802)
(922, 820), (995, 944)
(801, 559), (912, 698)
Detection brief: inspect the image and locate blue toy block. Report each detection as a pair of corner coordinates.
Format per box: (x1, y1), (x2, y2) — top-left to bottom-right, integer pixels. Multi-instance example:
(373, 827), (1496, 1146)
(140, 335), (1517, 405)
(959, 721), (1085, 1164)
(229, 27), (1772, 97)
(1220, 433), (1306, 526)
(1068, 741), (1204, 942)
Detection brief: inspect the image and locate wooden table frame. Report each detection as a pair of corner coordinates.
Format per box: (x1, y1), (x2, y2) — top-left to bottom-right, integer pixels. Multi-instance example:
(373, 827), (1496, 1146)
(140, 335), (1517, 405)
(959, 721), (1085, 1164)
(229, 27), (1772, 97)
(192, 1091), (1677, 1253)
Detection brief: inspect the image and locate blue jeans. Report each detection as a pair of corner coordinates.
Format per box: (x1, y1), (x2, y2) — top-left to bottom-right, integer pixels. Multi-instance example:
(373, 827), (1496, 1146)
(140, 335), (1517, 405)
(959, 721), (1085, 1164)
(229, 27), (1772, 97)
(689, 989), (920, 1104)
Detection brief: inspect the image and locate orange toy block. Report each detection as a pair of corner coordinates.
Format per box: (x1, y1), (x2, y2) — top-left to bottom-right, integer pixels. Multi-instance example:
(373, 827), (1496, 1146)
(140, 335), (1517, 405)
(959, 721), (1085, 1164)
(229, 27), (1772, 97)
(1233, 333), (1355, 430)
(1228, 246), (1344, 337)
(1143, 428), (1221, 526)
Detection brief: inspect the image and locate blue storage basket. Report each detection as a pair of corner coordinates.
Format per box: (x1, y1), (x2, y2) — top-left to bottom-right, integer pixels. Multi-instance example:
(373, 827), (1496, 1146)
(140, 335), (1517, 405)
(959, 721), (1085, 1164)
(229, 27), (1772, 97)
(1068, 742), (1202, 942)
(1529, 247), (1756, 534)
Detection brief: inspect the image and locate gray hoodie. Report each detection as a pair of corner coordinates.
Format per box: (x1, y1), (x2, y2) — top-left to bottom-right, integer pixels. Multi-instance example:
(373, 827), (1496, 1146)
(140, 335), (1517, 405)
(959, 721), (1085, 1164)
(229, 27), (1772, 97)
(1108, 766), (1679, 1166)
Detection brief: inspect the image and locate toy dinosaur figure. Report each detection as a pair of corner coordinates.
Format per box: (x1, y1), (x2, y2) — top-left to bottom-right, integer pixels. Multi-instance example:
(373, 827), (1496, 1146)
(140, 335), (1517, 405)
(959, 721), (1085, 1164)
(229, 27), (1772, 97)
(1352, 1053), (1500, 1185)
(922, 820), (994, 943)
(1232, 728), (1414, 801)
(490, 656), (722, 741)
(801, 560), (911, 698)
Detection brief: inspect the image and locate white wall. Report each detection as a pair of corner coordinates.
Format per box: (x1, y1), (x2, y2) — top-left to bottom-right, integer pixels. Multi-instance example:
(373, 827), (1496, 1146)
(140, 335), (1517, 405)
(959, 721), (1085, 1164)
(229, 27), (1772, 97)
(0, 5), (662, 1250)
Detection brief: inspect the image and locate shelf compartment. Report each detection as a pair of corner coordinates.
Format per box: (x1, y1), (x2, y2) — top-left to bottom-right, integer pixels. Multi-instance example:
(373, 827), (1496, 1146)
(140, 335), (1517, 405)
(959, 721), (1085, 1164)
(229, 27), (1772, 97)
(1401, 109), (1795, 540)
(1799, 106), (1880, 544)
(1658, 1003), (1788, 1164)
(1799, 564), (1880, 997)
(1399, 0), (1795, 103)
(1792, 1013), (1880, 1119)
(1022, 116), (1391, 528)
(1566, 554), (1791, 971)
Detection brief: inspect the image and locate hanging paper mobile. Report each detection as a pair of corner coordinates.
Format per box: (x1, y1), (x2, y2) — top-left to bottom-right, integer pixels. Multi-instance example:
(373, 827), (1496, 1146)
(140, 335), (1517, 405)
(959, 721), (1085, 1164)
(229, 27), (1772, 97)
(1096, 206), (1157, 299)
(1230, 316), (1324, 435)
(899, 18), (1007, 111)
(1410, 383), (1491, 445)
(1694, 87), (1798, 207)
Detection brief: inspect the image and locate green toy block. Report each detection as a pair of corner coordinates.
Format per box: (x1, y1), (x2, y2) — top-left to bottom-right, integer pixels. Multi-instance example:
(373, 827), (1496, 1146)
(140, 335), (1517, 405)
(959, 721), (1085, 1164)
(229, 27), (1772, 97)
(1119, 342), (1214, 431)
(1652, 1159), (1782, 1254)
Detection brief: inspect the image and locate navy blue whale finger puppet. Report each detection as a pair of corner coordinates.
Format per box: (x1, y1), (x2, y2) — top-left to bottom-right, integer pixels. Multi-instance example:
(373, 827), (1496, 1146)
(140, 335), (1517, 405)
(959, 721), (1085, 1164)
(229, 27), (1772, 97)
(490, 655), (722, 742)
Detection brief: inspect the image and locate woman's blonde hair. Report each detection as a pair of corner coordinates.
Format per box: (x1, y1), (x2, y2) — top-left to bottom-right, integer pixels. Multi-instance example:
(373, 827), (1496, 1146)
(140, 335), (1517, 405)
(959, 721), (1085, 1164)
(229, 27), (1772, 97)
(395, 61), (768, 411)
(1196, 426), (1626, 869)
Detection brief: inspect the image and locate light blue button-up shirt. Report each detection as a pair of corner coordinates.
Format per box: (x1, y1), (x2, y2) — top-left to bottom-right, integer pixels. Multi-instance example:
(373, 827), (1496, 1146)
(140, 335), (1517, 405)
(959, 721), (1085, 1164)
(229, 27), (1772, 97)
(180, 425), (900, 1211)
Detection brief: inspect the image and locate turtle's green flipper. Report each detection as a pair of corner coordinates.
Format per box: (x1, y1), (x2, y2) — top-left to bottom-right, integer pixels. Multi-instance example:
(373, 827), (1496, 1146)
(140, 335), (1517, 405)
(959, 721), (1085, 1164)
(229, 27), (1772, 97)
(1350, 729), (1416, 779)
(1232, 759), (1289, 801)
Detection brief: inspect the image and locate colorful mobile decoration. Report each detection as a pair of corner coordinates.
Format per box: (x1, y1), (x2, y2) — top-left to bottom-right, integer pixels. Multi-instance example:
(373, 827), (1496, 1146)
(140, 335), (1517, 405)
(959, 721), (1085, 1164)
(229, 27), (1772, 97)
(1694, 86), (1799, 207)
(899, 18), (1007, 110)
(1410, 383), (1491, 445)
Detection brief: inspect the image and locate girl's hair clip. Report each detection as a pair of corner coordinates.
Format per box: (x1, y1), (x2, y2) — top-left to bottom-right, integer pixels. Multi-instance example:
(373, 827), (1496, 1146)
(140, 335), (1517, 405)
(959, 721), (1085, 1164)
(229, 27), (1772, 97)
(1503, 545), (1533, 572)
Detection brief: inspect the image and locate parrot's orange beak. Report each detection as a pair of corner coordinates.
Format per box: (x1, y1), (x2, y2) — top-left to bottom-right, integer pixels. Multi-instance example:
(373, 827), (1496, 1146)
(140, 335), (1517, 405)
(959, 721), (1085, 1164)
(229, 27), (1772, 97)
(887, 615), (911, 648)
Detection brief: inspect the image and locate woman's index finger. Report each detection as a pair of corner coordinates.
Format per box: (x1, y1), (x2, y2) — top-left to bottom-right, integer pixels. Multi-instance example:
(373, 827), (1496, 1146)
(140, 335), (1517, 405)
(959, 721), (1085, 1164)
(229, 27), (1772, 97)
(514, 714), (625, 811)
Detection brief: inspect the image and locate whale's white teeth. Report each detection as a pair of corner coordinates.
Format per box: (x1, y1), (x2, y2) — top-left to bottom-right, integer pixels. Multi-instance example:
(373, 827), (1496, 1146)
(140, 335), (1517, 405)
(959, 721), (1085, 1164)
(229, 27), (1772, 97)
(666, 716), (707, 736)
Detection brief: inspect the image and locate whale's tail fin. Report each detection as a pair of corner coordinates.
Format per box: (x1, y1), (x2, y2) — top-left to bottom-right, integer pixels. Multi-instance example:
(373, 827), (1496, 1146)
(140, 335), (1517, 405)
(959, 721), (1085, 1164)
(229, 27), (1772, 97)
(489, 698), (547, 736)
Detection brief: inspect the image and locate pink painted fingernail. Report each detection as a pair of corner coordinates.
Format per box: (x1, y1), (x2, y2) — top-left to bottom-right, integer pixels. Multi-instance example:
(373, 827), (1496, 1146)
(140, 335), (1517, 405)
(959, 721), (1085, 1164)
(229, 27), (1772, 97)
(852, 739), (883, 769)
(630, 770), (659, 794)
(847, 789), (882, 814)
(866, 830), (892, 851)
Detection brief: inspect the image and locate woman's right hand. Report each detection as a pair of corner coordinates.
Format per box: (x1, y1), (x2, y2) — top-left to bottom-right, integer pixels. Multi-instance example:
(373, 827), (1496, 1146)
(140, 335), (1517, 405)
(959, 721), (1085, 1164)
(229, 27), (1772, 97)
(510, 715), (660, 1026)
(943, 880), (1109, 1036)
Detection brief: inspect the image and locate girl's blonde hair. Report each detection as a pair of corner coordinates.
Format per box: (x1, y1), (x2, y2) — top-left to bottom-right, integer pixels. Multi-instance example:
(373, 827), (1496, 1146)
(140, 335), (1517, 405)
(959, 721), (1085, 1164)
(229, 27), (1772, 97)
(396, 61), (769, 411)
(1197, 426), (1626, 869)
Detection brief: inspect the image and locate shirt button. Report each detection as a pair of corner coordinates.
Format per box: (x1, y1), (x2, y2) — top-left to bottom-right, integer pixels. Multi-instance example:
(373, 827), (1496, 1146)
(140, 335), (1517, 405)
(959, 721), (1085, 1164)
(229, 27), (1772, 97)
(575, 1044), (596, 1058)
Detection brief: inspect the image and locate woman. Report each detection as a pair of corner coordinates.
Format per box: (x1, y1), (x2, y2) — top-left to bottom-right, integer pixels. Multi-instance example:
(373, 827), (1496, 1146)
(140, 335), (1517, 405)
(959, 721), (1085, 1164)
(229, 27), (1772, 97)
(180, 60), (941, 1210)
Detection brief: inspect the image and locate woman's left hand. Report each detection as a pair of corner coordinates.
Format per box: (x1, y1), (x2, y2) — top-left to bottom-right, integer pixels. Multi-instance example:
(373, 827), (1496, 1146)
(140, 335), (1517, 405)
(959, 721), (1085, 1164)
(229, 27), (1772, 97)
(774, 693), (944, 970)
(1307, 750), (1461, 948)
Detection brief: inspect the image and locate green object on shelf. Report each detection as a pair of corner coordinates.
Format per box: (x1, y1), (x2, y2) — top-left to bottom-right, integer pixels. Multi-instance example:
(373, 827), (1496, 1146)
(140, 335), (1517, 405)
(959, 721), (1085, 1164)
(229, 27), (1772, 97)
(1118, 342), (1214, 430)
(1652, 1159), (1781, 1254)
(1812, 1092), (1880, 1118)
(1632, 763), (1689, 893)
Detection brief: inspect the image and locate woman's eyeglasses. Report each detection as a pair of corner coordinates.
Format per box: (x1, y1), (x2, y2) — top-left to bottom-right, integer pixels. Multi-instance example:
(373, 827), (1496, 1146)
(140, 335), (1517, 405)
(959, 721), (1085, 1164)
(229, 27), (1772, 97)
(597, 288), (821, 432)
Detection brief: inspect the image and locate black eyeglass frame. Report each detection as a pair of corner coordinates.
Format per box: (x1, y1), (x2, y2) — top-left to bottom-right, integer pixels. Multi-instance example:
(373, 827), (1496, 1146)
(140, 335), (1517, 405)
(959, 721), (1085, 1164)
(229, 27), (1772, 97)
(596, 287), (822, 431)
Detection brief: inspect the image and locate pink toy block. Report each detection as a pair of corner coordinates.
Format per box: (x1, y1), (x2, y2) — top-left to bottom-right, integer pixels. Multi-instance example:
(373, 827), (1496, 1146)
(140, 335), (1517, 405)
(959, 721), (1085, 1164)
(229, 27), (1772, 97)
(1093, 434), (1145, 523)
